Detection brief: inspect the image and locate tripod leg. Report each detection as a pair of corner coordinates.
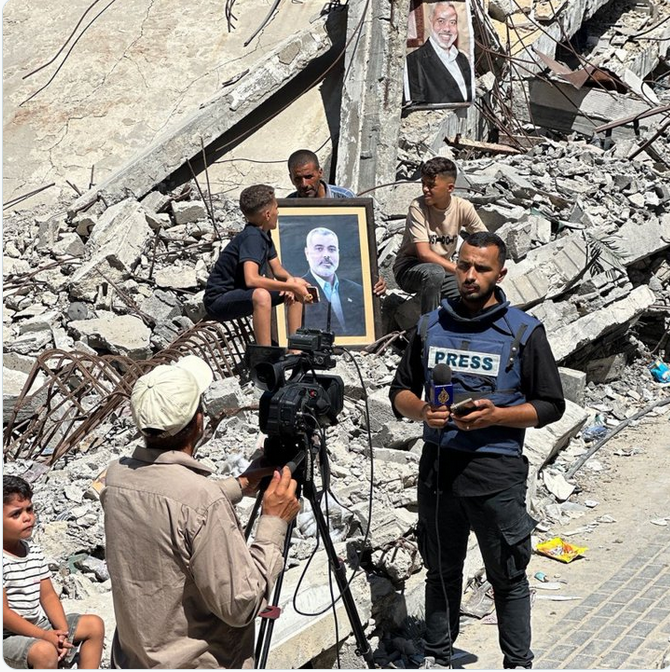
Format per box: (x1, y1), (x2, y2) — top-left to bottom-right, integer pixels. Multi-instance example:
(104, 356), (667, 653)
(255, 518), (295, 668)
(304, 481), (376, 669)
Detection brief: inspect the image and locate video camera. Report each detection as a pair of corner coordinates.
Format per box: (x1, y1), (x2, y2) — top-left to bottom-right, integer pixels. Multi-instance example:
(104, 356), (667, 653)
(246, 328), (344, 461)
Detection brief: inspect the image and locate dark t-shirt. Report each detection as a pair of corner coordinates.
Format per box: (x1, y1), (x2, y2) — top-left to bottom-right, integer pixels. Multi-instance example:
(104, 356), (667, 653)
(204, 224), (277, 307)
(389, 301), (565, 496)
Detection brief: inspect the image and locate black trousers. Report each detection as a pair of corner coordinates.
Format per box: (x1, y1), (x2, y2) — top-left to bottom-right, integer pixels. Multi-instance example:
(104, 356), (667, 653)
(417, 453), (537, 668)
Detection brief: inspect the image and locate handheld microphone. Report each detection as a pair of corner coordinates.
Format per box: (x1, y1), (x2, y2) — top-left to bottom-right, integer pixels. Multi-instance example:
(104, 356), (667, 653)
(430, 363), (454, 407)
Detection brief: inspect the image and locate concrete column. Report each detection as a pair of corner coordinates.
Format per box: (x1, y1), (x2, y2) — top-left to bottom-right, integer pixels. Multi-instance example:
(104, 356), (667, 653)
(336, 0), (411, 195)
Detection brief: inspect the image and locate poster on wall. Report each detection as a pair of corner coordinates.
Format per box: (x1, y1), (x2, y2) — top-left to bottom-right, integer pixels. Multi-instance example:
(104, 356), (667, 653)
(403, 0), (475, 109)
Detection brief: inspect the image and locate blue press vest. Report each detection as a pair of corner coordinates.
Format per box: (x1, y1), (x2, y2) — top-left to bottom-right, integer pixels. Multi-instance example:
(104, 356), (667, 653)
(420, 295), (540, 456)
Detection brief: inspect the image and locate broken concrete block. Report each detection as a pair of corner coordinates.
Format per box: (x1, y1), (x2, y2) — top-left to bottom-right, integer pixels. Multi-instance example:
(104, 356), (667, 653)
(140, 190), (171, 213)
(184, 291), (207, 323)
(54, 233), (85, 257)
(3, 256), (31, 276)
(477, 202), (527, 231)
(369, 509), (418, 548)
(601, 214), (670, 266)
(3, 367), (47, 424)
(528, 299), (580, 334)
(18, 312), (59, 335)
(372, 447), (420, 467)
(543, 470), (576, 502)
(6, 329), (53, 355)
(548, 285), (656, 362)
(203, 377), (247, 417)
(139, 290), (181, 324)
(586, 353), (627, 384)
(68, 314), (152, 360)
(502, 263), (550, 309)
(488, 0), (531, 21)
(3, 352), (36, 375)
(363, 388), (399, 434)
(69, 199), (153, 301)
(150, 316), (195, 351)
(37, 217), (62, 250)
(524, 400), (588, 506)
(498, 213), (552, 262)
(558, 367), (586, 406)
(504, 233), (589, 308)
(171, 201), (208, 225)
(154, 263), (198, 290)
(144, 210), (170, 231)
(376, 420), (422, 451)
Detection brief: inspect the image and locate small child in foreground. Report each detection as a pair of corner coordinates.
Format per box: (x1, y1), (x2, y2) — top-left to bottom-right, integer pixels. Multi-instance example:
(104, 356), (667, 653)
(3, 475), (104, 669)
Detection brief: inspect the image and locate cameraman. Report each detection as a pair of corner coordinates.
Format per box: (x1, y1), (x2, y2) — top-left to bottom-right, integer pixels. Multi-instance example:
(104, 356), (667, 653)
(390, 233), (564, 669)
(101, 355), (300, 668)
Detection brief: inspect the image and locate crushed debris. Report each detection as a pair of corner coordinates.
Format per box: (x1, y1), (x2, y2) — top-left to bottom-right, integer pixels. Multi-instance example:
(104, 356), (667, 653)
(2, 0), (670, 666)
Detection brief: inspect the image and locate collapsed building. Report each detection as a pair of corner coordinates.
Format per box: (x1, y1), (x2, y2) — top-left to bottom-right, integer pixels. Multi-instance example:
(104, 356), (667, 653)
(3, 0), (670, 667)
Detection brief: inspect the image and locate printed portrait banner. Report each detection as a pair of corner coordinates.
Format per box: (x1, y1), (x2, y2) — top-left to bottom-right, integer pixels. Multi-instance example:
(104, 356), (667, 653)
(272, 198), (381, 348)
(404, 0), (476, 109)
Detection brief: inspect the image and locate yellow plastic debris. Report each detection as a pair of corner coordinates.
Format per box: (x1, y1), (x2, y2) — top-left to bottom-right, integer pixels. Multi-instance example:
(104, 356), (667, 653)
(535, 537), (587, 563)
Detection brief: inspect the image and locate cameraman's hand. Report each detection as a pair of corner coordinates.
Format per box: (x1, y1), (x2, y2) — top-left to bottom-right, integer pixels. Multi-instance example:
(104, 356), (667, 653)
(237, 458), (275, 497)
(261, 467), (300, 523)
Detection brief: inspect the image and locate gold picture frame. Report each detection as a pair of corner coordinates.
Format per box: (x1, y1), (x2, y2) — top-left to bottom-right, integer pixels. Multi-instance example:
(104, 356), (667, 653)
(272, 198), (381, 348)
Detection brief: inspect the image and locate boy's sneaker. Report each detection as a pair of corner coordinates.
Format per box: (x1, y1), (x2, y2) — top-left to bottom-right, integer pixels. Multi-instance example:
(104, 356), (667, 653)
(419, 656), (449, 669)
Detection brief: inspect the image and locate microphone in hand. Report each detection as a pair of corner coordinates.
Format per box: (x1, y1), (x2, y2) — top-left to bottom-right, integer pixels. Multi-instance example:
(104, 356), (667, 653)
(430, 363), (454, 408)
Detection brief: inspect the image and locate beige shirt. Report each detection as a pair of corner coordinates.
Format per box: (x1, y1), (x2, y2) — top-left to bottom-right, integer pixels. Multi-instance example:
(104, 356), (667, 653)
(101, 446), (287, 669)
(394, 195), (486, 265)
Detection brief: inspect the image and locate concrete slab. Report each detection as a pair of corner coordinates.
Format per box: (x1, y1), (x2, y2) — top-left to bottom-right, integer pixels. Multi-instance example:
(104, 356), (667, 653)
(67, 12), (345, 214)
(2, 0), (342, 210)
(548, 285), (656, 362)
(266, 549), (371, 669)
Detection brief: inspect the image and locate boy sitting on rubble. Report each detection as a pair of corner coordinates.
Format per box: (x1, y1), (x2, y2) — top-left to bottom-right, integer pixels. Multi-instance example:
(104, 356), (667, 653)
(3, 475), (104, 669)
(204, 184), (313, 345)
(393, 157), (488, 315)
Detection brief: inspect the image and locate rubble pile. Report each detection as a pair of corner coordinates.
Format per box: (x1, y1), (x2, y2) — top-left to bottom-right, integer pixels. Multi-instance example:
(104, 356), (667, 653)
(4, 120), (670, 665)
(379, 131), (670, 366)
(3, 0), (670, 664)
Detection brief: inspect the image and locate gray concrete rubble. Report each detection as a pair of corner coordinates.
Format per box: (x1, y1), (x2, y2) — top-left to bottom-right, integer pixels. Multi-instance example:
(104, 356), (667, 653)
(335, 0), (410, 195)
(3, 0), (670, 667)
(4, 133), (670, 668)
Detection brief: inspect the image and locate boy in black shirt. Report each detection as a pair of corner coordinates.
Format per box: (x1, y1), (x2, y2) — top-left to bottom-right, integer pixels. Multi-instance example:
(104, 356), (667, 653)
(204, 184), (312, 345)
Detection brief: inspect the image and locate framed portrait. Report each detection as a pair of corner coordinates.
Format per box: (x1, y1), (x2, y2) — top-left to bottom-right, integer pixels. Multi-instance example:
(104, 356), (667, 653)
(403, 0), (475, 109)
(272, 198), (381, 348)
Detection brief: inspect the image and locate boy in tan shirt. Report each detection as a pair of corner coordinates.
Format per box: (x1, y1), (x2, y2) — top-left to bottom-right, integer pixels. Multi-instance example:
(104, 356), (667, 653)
(393, 157), (487, 314)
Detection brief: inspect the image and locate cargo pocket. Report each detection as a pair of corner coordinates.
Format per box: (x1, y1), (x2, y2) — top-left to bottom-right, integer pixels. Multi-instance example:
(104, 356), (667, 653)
(416, 518), (431, 568)
(499, 511), (537, 579)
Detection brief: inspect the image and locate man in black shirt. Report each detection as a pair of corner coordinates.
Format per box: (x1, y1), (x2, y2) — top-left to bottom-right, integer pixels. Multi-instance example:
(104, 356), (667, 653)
(390, 232), (564, 669)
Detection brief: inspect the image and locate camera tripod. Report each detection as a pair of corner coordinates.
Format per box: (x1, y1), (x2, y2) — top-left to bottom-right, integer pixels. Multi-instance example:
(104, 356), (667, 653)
(244, 434), (376, 669)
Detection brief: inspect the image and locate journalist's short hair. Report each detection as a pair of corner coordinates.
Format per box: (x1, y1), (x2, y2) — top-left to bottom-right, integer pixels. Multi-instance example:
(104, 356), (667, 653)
(3, 475), (33, 503)
(239, 184), (275, 218)
(420, 157), (457, 181)
(464, 231), (507, 266)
